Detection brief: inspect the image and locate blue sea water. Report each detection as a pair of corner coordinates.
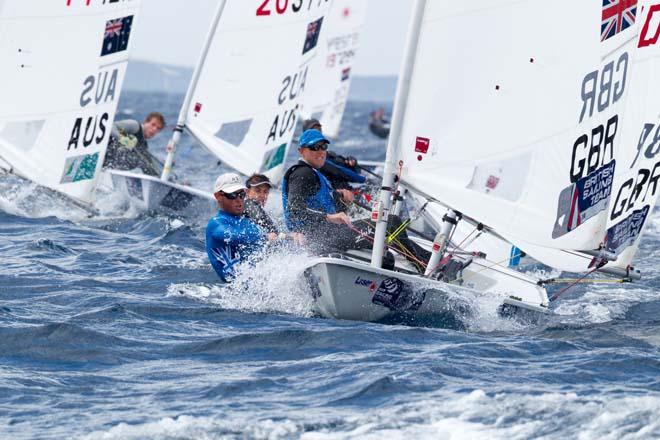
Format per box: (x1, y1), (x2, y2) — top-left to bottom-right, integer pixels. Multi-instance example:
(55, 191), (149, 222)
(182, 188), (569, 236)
(1, 92), (660, 439)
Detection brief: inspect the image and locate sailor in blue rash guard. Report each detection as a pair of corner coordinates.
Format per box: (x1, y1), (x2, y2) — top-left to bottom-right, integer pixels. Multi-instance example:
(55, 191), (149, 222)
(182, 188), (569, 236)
(206, 173), (265, 282)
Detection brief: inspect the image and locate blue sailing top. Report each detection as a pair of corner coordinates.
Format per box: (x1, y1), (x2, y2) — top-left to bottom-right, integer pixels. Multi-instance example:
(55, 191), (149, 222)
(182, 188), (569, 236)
(205, 210), (264, 282)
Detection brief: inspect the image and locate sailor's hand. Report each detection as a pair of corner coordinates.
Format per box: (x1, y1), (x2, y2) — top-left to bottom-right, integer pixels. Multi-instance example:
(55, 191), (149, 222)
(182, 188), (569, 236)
(267, 232), (279, 242)
(290, 232), (306, 245)
(327, 212), (352, 227)
(337, 189), (354, 205)
(345, 156), (357, 167)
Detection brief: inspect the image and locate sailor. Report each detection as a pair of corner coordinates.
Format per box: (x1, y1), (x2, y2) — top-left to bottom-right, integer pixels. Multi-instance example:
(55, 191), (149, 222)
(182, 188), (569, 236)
(282, 129), (430, 272)
(368, 108), (391, 139)
(206, 173), (266, 282)
(244, 174), (279, 237)
(102, 112), (165, 176)
(243, 173), (304, 243)
(302, 118), (365, 190)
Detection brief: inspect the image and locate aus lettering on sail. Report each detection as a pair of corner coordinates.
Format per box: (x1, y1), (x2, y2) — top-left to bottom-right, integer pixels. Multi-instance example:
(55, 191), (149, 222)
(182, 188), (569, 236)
(61, 14), (132, 184)
(260, 66), (308, 172)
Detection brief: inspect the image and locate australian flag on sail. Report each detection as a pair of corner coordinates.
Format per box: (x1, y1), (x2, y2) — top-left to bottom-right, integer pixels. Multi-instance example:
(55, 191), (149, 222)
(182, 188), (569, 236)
(302, 17), (323, 54)
(101, 15), (133, 57)
(601, 0), (638, 42)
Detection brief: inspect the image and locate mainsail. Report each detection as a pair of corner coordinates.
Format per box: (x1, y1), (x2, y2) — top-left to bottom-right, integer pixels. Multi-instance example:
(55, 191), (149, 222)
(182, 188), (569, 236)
(301, 0), (368, 138)
(0, 0), (140, 205)
(392, 0), (660, 273)
(178, 1), (332, 184)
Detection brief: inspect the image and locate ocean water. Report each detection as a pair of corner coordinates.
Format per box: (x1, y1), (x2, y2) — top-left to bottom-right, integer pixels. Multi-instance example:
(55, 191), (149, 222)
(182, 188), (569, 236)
(1, 92), (660, 439)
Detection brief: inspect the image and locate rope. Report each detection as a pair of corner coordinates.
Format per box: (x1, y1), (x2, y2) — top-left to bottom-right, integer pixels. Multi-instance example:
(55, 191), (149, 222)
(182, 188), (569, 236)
(548, 267), (600, 301)
(344, 223), (429, 270)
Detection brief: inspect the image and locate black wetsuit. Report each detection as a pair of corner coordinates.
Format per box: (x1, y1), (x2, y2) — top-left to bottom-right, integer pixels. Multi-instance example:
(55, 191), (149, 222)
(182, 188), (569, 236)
(243, 198), (279, 235)
(283, 160), (430, 271)
(103, 119), (161, 176)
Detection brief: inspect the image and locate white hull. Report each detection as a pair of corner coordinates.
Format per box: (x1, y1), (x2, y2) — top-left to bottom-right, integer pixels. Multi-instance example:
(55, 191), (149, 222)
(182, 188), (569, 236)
(303, 256), (550, 324)
(106, 170), (216, 218)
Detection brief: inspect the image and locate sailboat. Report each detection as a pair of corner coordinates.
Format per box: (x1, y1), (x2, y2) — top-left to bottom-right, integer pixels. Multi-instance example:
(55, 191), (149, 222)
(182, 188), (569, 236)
(0, 0), (142, 209)
(301, 0), (660, 323)
(108, 0), (365, 216)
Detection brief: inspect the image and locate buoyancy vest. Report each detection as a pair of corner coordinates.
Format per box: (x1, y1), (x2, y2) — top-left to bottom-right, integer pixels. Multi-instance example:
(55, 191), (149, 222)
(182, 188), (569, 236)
(282, 163), (336, 231)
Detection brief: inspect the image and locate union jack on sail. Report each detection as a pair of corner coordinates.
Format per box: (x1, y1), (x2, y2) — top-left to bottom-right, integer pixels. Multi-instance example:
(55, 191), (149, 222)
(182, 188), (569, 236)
(601, 0), (638, 42)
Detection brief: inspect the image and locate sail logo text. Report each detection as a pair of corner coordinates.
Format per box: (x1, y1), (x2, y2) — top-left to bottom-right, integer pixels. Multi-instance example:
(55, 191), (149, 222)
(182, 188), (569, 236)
(606, 205), (650, 254)
(66, 0), (133, 5)
(553, 160), (615, 238)
(638, 4), (660, 48)
(631, 122), (660, 168)
(571, 115), (618, 183)
(257, 0), (329, 17)
(66, 68), (118, 150)
(267, 66), (308, 145)
(610, 159), (660, 220)
(579, 52), (628, 123)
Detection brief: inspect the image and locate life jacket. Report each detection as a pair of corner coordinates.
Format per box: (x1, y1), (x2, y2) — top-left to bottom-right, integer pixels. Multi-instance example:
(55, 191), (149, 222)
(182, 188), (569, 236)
(282, 162), (336, 231)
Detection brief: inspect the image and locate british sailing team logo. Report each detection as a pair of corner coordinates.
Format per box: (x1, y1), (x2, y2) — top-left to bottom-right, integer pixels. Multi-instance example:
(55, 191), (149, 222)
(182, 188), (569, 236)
(601, 0), (638, 42)
(101, 15), (134, 56)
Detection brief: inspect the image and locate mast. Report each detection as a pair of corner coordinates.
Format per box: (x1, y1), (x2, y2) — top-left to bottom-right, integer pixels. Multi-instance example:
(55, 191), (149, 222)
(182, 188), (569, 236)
(371, 0), (427, 267)
(160, 0), (228, 181)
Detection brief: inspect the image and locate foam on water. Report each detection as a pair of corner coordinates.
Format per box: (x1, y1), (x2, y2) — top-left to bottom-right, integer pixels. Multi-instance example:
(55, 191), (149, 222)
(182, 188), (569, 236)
(0, 176), (90, 221)
(79, 390), (660, 440)
(169, 245), (316, 318)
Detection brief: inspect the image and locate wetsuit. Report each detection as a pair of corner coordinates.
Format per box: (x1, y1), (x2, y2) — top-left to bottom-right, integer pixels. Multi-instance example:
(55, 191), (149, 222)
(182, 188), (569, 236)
(102, 119), (161, 176)
(205, 210), (264, 282)
(244, 198), (279, 235)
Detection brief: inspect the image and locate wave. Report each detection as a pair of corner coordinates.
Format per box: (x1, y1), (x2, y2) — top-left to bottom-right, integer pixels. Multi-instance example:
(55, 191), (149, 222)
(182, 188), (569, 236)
(78, 390), (660, 440)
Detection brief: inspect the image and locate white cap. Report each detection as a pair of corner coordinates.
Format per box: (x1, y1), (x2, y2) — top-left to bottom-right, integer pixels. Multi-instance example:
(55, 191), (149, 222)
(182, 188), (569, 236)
(213, 173), (246, 194)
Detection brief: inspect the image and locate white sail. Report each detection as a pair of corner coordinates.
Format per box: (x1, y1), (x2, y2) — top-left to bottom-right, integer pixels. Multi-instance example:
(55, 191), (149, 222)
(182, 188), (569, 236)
(603, 1), (660, 269)
(395, 1), (652, 272)
(0, 0), (140, 205)
(301, 0), (368, 138)
(183, 1), (332, 184)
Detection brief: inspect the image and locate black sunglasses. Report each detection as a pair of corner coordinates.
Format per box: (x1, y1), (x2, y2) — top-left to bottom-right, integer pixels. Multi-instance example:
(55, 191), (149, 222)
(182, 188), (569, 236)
(221, 190), (246, 200)
(306, 142), (328, 152)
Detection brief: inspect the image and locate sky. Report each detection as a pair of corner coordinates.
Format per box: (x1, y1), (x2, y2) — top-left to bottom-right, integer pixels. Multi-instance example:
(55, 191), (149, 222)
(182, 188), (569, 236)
(130, 0), (411, 76)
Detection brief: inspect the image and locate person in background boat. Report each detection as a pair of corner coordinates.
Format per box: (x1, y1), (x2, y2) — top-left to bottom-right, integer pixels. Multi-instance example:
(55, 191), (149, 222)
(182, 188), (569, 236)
(243, 173), (305, 244)
(102, 112), (165, 176)
(206, 173), (266, 282)
(302, 118), (365, 190)
(282, 129), (430, 272)
(368, 108), (391, 139)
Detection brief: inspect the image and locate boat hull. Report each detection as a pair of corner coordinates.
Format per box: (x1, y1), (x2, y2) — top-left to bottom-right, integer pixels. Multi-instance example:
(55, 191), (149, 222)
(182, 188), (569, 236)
(107, 170), (216, 218)
(303, 256), (550, 325)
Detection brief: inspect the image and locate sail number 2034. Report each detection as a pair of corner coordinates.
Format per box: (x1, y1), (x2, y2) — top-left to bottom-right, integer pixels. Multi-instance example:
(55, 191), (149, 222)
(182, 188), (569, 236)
(256, 0), (328, 16)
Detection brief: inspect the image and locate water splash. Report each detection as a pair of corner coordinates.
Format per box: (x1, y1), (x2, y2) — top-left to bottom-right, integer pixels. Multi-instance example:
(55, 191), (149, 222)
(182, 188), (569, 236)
(169, 245), (316, 318)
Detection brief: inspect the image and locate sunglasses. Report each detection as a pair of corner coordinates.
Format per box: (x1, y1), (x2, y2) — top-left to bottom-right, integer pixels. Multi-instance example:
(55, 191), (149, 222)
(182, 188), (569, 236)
(306, 142), (328, 152)
(221, 190), (246, 200)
